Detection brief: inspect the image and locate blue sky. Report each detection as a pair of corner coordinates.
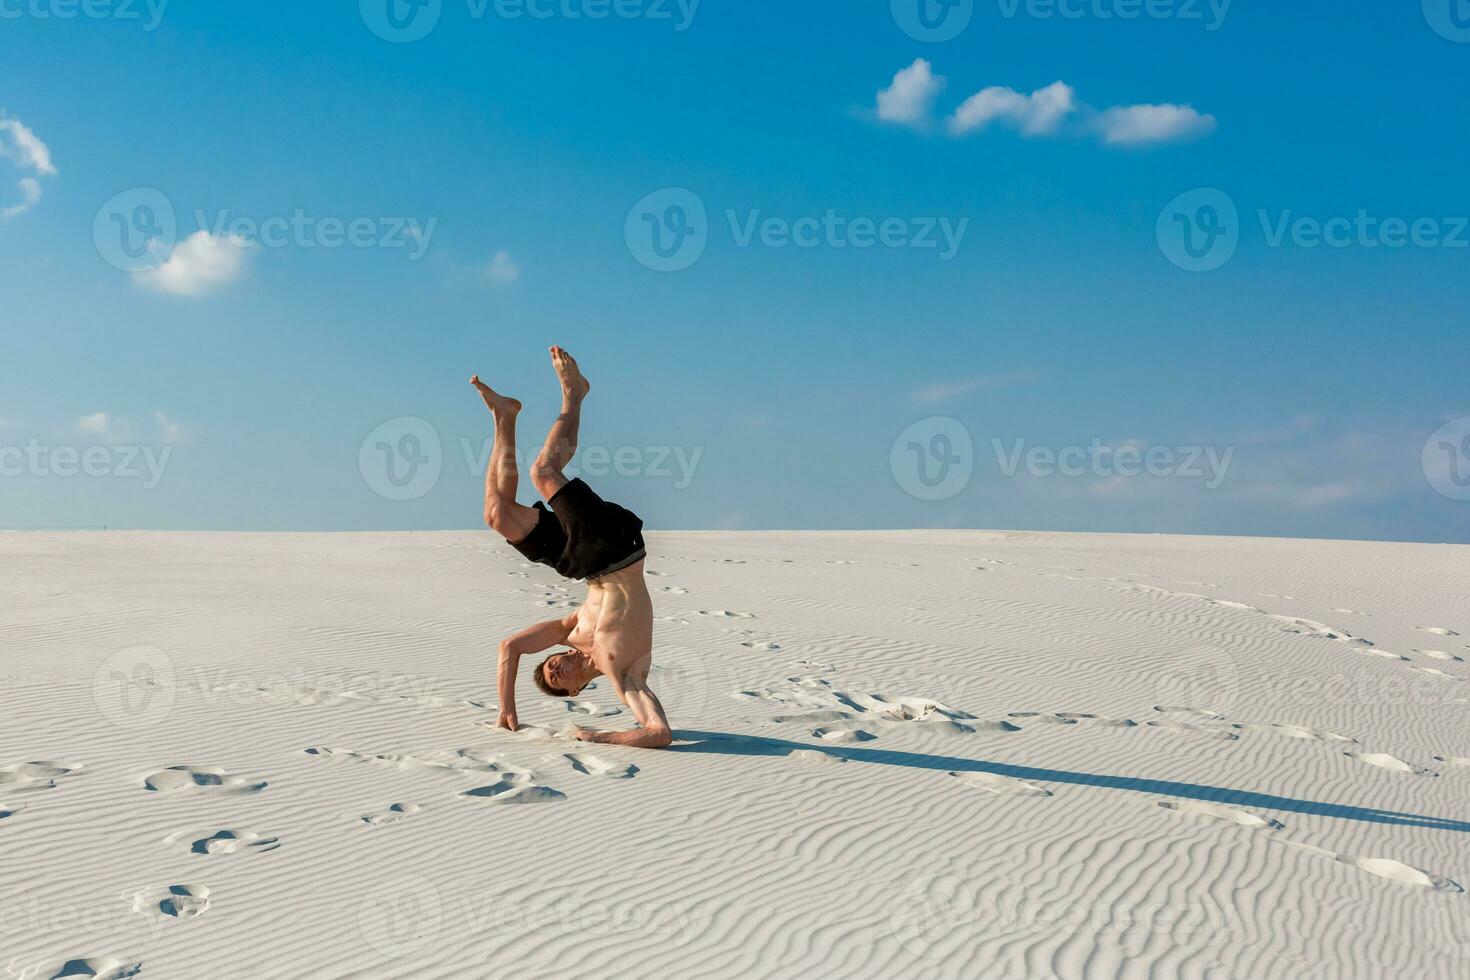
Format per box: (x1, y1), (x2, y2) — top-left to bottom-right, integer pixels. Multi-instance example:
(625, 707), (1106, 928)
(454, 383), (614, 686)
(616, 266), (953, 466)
(2, 1), (1468, 541)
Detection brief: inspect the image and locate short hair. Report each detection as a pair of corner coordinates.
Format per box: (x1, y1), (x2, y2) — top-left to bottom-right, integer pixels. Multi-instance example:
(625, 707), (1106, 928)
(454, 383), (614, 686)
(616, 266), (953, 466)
(533, 655), (573, 698)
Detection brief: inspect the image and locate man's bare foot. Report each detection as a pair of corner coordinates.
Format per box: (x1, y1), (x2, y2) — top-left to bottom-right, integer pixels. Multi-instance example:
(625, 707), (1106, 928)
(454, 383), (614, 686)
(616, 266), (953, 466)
(550, 346), (590, 403)
(470, 375), (522, 416)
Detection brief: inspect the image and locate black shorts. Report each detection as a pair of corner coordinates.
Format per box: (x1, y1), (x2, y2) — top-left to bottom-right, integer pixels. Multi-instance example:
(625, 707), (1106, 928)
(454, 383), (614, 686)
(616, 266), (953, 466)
(509, 478), (646, 581)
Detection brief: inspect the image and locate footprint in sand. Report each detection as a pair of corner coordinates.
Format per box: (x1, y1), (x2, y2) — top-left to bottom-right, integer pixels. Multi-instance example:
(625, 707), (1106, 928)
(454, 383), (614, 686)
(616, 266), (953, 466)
(563, 699), (620, 718)
(740, 641), (782, 652)
(1147, 720), (1240, 740)
(461, 772), (565, 804)
(1235, 723), (1357, 744)
(1007, 712), (1078, 726)
(1273, 839), (1463, 892)
(142, 766), (267, 795)
(811, 726), (878, 744)
(1409, 665), (1462, 680)
(1154, 706), (1226, 720)
(166, 828), (280, 855)
(0, 761), (84, 792)
(563, 753), (638, 779)
(948, 771), (1052, 797)
(790, 749), (846, 764)
(1417, 650), (1466, 663)
(1056, 712), (1138, 728)
(1157, 800), (1284, 830)
(131, 884), (211, 920)
(657, 585), (690, 595)
(1345, 752), (1438, 777)
(698, 610), (756, 619)
(29, 957), (142, 979)
(361, 803), (422, 826)
(1433, 755), (1470, 768)
(1416, 626), (1460, 637)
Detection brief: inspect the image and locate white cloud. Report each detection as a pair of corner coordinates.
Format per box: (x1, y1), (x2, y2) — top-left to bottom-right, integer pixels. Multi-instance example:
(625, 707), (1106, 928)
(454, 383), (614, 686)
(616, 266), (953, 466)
(0, 113), (56, 221)
(154, 410), (187, 443)
(485, 250), (521, 286)
(1095, 103), (1217, 146)
(0, 114), (57, 176)
(877, 59), (946, 127)
(912, 371), (1040, 404)
(948, 81), (1076, 137)
(135, 231), (252, 297)
(75, 412), (135, 443)
(1, 176), (42, 221)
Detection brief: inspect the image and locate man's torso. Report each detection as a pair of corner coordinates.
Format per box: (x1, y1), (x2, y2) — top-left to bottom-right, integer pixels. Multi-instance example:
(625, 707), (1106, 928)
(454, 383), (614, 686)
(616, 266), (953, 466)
(567, 560), (654, 683)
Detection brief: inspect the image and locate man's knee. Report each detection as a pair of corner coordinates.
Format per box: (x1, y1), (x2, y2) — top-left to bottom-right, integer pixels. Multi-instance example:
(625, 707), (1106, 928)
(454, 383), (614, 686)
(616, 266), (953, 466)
(529, 456), (563, 495)
(484, 502), (514, 537)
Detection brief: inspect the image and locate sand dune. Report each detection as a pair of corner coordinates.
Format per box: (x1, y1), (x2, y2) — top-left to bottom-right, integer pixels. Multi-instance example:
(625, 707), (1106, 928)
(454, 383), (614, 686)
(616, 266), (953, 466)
(1, 529), (1468, 978)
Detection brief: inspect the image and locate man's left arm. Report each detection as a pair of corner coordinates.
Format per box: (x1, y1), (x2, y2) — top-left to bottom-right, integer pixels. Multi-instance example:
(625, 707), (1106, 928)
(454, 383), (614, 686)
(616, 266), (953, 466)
(574, 673), (672, 749)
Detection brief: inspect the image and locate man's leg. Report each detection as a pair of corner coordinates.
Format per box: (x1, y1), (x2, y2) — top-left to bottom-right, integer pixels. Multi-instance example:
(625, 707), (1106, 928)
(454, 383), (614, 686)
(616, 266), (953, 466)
(471, 375), (539, 542)
(530, 346), (590, 501)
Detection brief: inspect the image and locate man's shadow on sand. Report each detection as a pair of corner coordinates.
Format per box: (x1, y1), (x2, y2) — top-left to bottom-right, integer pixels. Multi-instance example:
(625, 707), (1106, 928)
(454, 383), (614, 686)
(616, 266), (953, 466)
(670, 730), (1470, 833)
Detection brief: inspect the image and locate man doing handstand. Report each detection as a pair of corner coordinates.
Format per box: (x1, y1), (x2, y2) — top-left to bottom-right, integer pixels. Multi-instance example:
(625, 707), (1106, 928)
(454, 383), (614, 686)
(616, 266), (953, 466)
(471, 346), (671, 749)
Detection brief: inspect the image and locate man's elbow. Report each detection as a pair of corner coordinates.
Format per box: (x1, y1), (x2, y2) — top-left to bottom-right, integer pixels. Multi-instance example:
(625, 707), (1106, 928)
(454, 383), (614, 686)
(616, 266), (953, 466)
(645, 726), (673, 749)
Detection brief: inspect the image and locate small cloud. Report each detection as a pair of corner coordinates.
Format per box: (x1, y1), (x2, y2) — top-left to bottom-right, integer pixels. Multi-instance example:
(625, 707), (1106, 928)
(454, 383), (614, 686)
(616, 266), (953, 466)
(948, 81), (1076, 137)
(1, 176), (42, 221)
(76, 412), (112, 435)
(912, 371), (1039, 404)
(154, 410), (187, 443)
(76, 412), (135, 442)
(877, 58), (946, 128)
(135, 230), (252, 297)
(484, 250), (521, 286)
(0, 112), (56, 221)
(1094, 103), (1216, 146)
(0, 113), (57, 176)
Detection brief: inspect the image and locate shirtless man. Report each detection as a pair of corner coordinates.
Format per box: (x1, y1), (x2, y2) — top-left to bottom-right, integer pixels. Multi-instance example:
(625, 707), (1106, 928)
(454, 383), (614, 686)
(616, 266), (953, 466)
(471, 346), (671, 749)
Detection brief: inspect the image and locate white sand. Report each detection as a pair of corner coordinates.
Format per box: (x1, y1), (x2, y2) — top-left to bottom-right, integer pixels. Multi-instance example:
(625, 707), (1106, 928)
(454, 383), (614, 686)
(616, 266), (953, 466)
(2, 529), (1468, 979)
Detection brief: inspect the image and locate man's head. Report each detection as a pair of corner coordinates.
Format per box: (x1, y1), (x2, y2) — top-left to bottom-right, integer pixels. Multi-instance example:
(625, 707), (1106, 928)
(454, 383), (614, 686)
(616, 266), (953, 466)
(533, 649), (590, 698)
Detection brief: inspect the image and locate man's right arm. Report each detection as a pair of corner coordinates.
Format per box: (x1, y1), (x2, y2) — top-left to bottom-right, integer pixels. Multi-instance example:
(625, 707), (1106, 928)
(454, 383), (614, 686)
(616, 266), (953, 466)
(496, 614), (576, 729)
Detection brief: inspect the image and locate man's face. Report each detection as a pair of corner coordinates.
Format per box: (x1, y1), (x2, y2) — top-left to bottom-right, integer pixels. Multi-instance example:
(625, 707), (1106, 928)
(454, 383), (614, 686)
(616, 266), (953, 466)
(545, 650), (584, 696)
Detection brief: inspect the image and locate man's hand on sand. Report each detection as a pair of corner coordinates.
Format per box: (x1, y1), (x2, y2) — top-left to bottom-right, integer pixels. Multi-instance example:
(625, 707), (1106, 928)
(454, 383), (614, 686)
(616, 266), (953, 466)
(570, 726), (608, 743)
(496, 708), (519, 732)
